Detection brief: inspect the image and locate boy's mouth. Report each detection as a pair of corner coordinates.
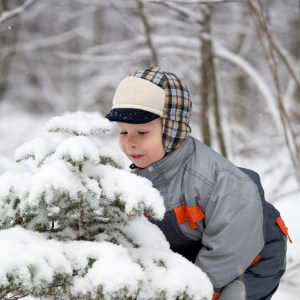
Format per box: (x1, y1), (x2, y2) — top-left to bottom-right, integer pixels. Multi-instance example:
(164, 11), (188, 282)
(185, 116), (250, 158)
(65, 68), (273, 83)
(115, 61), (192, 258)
(130, 154), (144, 160)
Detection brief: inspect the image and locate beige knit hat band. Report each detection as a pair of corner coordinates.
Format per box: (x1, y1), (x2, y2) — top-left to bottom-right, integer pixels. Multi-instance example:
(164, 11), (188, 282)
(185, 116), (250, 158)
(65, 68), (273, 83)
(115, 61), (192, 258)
(112, 76), (165, 116)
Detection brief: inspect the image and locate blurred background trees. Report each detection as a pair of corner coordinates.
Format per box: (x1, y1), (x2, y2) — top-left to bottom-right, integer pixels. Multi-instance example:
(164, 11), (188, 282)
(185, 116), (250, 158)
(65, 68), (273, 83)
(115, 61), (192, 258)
(0, 0), (300, 294)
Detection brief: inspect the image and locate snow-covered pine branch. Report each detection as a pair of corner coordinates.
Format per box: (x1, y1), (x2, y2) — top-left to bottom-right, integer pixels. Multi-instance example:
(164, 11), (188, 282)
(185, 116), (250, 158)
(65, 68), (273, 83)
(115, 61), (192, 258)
(0, 111), (213, 300)
(14, 137), (57, 167)
(46, 111), (112, 135)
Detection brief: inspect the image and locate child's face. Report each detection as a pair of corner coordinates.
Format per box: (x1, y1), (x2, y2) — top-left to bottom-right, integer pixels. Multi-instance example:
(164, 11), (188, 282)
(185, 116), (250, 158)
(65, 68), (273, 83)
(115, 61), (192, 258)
(117, 118), (165, 168)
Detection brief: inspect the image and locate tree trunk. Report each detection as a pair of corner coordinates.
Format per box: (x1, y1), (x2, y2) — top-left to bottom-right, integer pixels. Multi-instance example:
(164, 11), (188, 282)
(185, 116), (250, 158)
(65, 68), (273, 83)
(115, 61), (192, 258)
(200, 5), (227, 157)
(137, 0), (158, 67)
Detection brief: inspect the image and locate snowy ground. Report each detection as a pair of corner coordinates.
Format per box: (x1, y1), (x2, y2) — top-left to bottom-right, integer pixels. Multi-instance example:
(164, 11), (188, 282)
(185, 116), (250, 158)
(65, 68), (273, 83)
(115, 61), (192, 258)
(0, 106), (299, 299)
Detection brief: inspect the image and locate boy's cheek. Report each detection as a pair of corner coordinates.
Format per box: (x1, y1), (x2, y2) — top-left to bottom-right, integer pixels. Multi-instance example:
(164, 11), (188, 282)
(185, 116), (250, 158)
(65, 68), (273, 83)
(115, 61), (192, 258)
(119, 138), (126, 155)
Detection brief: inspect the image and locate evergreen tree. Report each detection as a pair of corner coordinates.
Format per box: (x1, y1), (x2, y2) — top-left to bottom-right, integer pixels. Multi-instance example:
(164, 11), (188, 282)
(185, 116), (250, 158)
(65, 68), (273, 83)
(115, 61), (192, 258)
(0, 112), (212, 300)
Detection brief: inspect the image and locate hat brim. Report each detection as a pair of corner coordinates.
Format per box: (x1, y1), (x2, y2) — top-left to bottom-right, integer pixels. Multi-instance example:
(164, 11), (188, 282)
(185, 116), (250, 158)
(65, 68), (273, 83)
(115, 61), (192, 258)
(105, 108), (160, 124)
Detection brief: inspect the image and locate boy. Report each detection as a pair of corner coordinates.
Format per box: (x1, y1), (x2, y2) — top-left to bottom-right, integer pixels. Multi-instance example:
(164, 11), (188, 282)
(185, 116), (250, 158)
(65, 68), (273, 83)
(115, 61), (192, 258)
(105, 67), (290, 300)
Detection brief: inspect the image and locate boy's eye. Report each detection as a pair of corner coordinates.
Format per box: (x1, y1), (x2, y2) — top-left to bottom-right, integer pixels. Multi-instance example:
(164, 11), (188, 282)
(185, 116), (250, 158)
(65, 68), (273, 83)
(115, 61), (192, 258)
(119, 132), (127, 135)
(138, 132), (148, 135)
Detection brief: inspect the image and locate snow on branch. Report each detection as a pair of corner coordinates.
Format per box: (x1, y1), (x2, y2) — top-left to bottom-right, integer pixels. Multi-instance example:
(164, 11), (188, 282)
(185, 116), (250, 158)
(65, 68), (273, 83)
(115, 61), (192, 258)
(145, 0), (203, 25)
(54, 136), (101, 166)
(46, 112), (112, 136)
(82, 34), (199, 56)
(0, 112), (213, 299)
(82, 37), (145, 55)
(214, 45), (282, 131)
(159, 47), (198, 58)
(0, 226), (213, 300)
(12, 28), (94, 52)
(14, 137), (57, 167)
(145, 0), (250, 3)
(153, 34), (199, 49)
(55, 48), (152, 63)
(0, 0), (38, 24)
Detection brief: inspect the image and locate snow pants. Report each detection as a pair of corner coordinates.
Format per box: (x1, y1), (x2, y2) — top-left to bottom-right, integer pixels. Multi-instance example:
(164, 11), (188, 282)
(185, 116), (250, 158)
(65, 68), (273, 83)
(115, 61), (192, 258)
(217, 235), (287, 300)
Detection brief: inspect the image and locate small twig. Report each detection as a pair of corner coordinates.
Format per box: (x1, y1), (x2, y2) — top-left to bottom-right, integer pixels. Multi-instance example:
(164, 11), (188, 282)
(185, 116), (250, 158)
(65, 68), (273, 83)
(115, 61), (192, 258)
(134, 288), (140, 300)
(0, 0), (38, 23)
(258, 0), (300, 176)
(148, 0), (203, 25)
(249, 1), (300, 168)
(271, 38), (300, 90)
(248, 1), (300, 183)
(106, 0), (142, 35)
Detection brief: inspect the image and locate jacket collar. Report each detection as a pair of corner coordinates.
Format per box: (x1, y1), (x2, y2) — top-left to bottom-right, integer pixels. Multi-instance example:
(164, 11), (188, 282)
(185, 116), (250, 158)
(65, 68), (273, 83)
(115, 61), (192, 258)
(131, 135), (194, 183)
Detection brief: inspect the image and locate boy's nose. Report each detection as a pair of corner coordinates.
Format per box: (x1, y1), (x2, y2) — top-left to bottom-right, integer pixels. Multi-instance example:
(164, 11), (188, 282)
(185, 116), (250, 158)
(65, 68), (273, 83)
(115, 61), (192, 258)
(126, 136), (138, 148)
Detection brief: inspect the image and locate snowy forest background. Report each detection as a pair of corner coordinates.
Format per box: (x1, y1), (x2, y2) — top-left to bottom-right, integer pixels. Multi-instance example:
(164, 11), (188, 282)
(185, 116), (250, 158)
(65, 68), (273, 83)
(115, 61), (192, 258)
(0, 0), (299, 298)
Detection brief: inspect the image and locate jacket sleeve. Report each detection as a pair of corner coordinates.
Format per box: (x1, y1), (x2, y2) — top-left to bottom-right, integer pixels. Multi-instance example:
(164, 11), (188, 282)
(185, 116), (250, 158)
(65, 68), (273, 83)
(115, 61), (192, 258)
(194, 169), (265, 291)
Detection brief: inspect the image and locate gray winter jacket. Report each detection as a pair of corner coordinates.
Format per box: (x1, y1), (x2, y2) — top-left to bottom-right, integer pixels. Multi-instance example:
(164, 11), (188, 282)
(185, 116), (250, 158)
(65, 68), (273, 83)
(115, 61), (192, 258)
(131, 135), (282, 293)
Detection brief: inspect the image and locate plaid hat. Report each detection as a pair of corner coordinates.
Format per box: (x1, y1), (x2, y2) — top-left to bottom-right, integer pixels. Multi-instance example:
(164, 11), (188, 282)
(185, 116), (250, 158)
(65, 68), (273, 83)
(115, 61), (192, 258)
(105, 67), (192, 153)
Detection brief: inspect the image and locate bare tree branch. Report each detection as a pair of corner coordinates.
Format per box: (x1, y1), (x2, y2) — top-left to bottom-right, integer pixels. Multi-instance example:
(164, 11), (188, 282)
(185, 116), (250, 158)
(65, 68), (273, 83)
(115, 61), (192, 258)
(268, 189), (300, 204)
(271, 37), (300, 90)
(82, 37), (144, 54)
(246, 3), (300, 91)
(248, 1), (300, 182)
(257, 1), (300, 175)
(106, 0), (142, 35)
(147, 0), (204, 25)
(0, 0), (38, 24)
(137, 0), (158, 66)
(214, 45), (282, 131)
(145, 0), (257, 4)
(55, 49), (151, 63)
(56, 46), (198, 63)
(7, 27), (94, 53)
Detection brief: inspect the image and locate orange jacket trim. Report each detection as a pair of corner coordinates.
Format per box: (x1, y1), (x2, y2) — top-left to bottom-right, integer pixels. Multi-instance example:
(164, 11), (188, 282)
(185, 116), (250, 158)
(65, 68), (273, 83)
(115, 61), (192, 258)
(174, 204), (205, 229)
(212, 291), (219, 300)
(250, 254), (262, 266)
(276, 216), (292, 243)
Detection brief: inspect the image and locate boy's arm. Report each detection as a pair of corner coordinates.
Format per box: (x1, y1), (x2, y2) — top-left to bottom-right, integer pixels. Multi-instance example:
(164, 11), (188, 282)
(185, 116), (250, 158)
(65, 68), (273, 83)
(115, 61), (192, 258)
(194, 170), (265, 292)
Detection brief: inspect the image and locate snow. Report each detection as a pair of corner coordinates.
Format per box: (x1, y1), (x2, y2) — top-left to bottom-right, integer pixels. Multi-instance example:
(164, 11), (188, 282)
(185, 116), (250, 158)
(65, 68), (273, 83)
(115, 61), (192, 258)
(272, 193), (300, 289)
(0, 112), (213, 299)
(0, 160), (88, 211)
(46, 111), (112, 136)
(99, 145), (125, 169)
(0, 110), (299, 299)
(0, 169), (32, 207)
(54, 136), (100, 165)
(84, 163), (166, 219)
(130, 247), (212, 300)
(0, 225), (213, 300)
(25, 160), (88, 208)
(14, 136), (57, 167)
(121, 217), (170, 252)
